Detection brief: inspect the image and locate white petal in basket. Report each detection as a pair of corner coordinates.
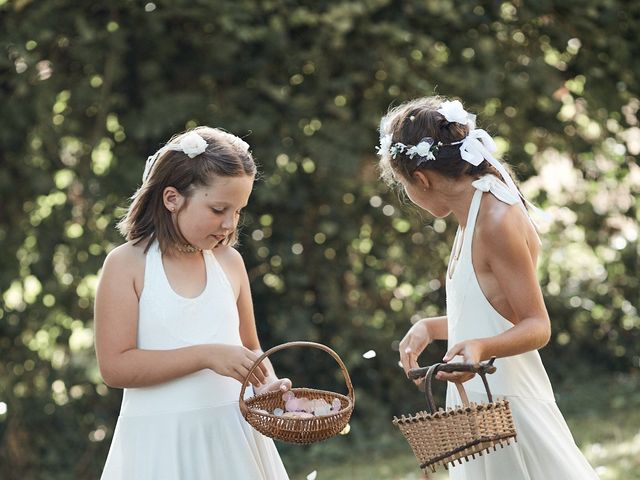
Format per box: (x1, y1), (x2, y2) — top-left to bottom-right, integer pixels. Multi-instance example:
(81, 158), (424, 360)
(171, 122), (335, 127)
(239, 341), (355, 445)
(362, 350), (376, 359)
(306, 471), (318, 480)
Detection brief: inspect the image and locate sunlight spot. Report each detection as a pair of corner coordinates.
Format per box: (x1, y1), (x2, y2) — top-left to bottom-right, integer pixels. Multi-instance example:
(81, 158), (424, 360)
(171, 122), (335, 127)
(369, 196), (382, 208)
(89, 425), (107, 442)
(433, 219), (446, 233)
(382, 205), (395, 216)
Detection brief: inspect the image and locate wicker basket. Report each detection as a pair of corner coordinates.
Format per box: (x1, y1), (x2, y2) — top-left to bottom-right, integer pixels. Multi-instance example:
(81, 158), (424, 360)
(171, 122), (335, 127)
(239, 341), (355, 444)
(393, 358), (517, 473)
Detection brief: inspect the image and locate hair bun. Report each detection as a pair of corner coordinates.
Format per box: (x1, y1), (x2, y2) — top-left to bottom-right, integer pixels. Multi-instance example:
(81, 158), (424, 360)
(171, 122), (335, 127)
(437, 116), (451, 129)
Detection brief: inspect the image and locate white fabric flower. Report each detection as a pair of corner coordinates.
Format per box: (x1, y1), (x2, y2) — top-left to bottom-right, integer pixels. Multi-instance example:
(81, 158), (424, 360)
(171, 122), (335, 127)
(437, 100), (472, 125)
(178, 132), (208, 158)
(377, 133), (393, 156)
(406, 137), (436, 162)
(413, 138), (434, 158)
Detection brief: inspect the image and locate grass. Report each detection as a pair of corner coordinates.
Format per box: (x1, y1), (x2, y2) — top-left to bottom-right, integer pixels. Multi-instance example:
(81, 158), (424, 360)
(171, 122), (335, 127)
(281, 373), (640, 480)
(556, 373), (640, 480)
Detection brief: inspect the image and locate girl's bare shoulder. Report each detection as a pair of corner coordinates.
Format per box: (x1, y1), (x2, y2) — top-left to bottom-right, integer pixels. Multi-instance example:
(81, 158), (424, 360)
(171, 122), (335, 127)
(212, 245), (245, 269)
(212, 245), (247, 292)
(102, 240), (149, 276)
(476, 194), (538, 254)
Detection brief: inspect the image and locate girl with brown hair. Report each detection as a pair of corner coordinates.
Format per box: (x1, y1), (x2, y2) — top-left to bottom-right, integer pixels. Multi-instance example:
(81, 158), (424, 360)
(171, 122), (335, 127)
(378, 97), (599, 479)
(96, 127), (289, 479)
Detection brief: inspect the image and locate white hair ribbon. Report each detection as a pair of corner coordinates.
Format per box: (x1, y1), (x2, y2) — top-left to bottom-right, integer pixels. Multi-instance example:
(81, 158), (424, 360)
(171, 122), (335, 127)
(459, 128), (549, 236)
(460, 129), (522, 198)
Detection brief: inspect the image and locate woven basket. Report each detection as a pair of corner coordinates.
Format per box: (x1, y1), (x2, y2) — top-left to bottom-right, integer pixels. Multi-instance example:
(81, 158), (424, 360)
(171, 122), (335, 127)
(393, 358), (517, 473)
(239, 341), (355, 444)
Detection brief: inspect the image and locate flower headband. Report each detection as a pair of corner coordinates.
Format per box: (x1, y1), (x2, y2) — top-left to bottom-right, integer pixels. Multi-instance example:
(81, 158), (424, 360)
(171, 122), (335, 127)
(376, 100), (474, 165)
(377, 100), (546, 232)
(142, 131), (209, 182)
(385, 136), (464, 168)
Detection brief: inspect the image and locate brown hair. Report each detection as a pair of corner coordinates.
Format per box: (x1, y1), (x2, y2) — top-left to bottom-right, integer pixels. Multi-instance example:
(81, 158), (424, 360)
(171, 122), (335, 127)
(117, 126), (256, 253)
(378, 96), (502, 185)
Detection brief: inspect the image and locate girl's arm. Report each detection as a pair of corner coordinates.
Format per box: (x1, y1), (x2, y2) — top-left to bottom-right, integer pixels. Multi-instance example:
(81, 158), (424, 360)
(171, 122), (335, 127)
(220, 246), (291, 393)
(399, 315), (447, 382)
(423, 316), (448, 340)
(440, 206), (551, 381)
(94, 244), (267, 388)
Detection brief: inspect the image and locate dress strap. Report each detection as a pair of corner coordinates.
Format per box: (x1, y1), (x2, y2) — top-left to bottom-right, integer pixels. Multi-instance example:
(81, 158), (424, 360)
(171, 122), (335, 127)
(139, 240), (162, 300)
(204, 250), (233, 291)
(143, 240), (161, 282)
(471, 175), (519, 206)
(465, 187), (485, 234)
(471, 174), (541, 245)
(448, 188), (484, 278)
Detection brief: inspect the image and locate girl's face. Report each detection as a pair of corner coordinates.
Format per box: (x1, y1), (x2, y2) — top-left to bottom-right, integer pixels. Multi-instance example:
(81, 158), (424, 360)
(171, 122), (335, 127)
(173, 174), (255, 250)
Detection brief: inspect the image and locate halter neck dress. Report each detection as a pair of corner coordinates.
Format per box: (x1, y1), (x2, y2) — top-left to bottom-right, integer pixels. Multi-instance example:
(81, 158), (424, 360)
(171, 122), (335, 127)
(101, 242), (289, 479)
(445, 175), (599, 479)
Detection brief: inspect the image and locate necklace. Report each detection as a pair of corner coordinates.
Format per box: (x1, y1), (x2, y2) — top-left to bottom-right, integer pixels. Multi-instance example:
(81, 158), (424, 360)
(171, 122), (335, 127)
(174, 243), (202, 253)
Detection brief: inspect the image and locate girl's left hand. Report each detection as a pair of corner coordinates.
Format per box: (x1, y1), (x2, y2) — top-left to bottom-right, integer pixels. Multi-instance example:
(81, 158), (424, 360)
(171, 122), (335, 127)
(253, 377), (292, 395)
(437, 339), (484, 383)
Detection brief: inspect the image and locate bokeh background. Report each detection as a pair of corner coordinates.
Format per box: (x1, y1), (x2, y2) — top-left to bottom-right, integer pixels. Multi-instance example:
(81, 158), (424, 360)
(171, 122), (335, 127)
(1, 1), (638, 479)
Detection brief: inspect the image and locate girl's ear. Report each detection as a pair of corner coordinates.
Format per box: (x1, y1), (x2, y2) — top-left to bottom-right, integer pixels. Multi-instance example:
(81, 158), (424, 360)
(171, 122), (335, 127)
(162, 186), (183, 213)
(412, 170), (431, 190)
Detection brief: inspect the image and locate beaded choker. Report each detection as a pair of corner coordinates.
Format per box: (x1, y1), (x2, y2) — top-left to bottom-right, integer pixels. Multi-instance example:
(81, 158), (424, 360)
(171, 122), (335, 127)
(174, 243), (202, 253)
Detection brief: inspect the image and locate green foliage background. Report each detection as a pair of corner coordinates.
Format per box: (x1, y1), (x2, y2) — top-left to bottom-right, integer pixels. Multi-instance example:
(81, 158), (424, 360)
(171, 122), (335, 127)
(0, 0), (638, 478)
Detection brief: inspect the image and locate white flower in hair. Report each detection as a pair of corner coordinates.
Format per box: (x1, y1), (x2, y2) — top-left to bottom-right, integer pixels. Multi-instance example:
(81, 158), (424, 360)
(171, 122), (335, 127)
(178, 131), (208, 158)
(377, 133), (393, 156)
(410, 138), (435, 159)
(437, 100), (472, 125)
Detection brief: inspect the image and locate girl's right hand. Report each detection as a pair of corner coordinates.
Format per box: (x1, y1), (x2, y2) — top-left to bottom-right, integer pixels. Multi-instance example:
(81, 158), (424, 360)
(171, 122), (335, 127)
(399, 319), (432, 385)
(207, 344), (269, 386)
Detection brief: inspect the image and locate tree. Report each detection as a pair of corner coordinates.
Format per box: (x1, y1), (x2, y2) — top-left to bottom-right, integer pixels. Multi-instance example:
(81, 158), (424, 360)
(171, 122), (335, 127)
(0, 0), (637, 476)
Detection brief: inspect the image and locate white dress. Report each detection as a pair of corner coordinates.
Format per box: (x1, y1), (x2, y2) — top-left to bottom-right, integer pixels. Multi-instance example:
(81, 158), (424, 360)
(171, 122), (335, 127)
(101, 242), (289, 480)
(445, 175), (599, 479)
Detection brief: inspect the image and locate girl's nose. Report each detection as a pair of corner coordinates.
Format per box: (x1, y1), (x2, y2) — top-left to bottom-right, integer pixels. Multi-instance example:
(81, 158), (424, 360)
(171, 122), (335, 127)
(221, 213), (235, 230)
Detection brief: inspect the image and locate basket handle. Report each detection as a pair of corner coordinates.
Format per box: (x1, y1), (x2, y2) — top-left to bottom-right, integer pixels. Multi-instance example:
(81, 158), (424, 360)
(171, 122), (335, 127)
(409, 358), (497, 413)
(238, 341), (355, 417)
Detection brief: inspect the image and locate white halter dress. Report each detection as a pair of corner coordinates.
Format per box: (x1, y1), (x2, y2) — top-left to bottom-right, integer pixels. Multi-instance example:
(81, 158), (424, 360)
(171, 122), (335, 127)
(445, 175), (599, 479)
(101, 242), (289, 480)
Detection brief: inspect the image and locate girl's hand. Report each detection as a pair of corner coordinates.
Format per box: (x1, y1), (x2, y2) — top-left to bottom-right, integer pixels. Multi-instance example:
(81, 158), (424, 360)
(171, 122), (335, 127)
(399, 319), (432, 385)
(207, 344), (269, 386)
(437, 339), (484, 383)
(253, 377), (292, 396)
